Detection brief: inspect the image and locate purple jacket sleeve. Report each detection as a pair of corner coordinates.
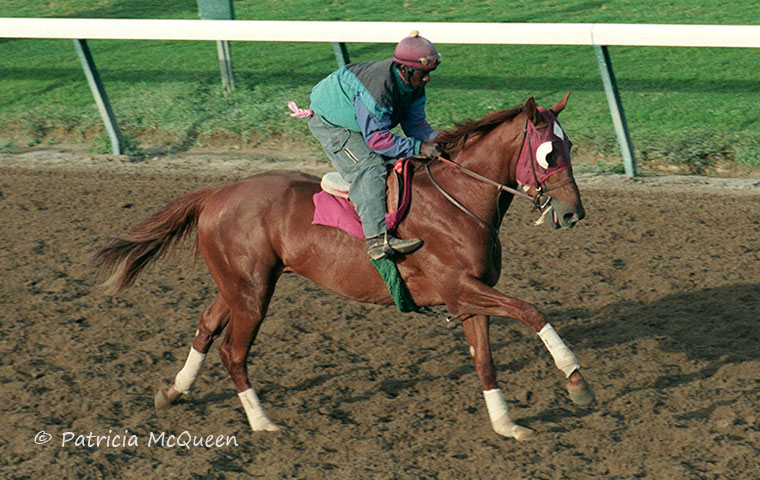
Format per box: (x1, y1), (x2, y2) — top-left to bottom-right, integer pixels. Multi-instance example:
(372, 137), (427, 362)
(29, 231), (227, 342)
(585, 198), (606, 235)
(401, 98), (439, 142)
(354, 98), (420, 158)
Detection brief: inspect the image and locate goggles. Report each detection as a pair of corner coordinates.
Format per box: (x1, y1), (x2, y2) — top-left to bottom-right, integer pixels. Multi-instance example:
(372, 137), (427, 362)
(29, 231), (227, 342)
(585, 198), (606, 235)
(418, 52), (442, 67)
(396, 52), (442, 69)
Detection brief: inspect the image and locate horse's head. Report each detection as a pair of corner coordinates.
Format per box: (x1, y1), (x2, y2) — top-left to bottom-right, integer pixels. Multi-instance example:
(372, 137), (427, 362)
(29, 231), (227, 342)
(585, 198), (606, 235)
(433, 93), (585, 232)
(516, 94), (585, 229)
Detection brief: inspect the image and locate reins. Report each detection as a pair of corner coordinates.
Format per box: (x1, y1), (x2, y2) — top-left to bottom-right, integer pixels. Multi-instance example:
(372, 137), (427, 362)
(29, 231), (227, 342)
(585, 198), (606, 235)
(425, 160), (501, 241)
(433, 156), (534, 202)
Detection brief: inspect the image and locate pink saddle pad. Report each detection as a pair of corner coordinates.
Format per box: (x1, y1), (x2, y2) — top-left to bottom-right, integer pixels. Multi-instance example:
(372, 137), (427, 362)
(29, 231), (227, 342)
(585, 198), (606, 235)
(312, 191), (365, 239)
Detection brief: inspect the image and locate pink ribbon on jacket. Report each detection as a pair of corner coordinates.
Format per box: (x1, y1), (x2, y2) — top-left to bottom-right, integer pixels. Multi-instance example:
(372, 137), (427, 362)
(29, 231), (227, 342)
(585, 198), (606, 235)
(288, 101), (314, 118)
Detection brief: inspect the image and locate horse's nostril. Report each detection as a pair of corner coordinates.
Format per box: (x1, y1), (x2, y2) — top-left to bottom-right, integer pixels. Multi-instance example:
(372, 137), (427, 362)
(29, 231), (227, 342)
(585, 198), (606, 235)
(563, 212), (578, 226)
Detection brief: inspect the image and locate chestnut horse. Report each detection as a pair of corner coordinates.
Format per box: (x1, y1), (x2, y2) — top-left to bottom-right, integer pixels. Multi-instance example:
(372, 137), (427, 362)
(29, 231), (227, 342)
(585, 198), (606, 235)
(94, 94), (593, 441)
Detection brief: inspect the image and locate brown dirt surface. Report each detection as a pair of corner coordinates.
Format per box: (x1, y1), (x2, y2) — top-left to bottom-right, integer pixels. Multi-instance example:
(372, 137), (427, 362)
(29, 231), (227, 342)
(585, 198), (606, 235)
(1, 147), (759, 479)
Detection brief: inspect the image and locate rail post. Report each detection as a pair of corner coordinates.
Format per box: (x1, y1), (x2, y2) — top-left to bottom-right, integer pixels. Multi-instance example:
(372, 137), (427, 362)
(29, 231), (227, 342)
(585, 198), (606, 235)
(594, 45), (636, 177)
(197, 0), (236, 93)
(73, 39), (125, 155)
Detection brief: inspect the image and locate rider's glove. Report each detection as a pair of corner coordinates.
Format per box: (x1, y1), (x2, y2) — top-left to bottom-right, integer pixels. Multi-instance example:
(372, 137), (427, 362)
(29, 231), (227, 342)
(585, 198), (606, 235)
(419, 142), (443, 160)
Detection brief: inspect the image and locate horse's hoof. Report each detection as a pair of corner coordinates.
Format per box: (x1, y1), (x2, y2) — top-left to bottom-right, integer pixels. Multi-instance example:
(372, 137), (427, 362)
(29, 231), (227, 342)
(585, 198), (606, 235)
(568, 385), (596, 406)
(154, 390), (171, 411)
(253, 422), (282, 432)
(154, 388), (180, 411)
(494, 421), (534, 441)
(510, 424), (535, 441)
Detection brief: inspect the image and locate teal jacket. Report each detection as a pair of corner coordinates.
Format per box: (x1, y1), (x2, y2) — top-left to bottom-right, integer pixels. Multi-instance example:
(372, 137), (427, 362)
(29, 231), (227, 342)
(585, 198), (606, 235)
(310, 58), (427, 127)
(309, 59), (434, 158)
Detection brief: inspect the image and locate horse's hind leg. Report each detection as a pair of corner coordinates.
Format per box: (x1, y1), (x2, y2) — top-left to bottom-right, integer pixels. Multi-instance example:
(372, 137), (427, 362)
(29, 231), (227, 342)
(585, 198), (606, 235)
(216, 265), (282, 433)
(155, 294), (230, 410)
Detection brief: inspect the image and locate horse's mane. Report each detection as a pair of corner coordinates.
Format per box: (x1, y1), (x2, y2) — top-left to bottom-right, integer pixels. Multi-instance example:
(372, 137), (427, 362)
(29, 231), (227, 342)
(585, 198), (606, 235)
(435, 106), (523, 155)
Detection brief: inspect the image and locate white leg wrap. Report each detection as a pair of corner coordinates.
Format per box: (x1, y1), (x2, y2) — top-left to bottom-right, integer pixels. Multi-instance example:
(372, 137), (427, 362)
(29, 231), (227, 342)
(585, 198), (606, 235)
(484, 388), (512, 426)
(538, 323), (580, 378)
(483, 389), (532, 440)
(173, 347), (206, 394)
(238, 388), (280, 432)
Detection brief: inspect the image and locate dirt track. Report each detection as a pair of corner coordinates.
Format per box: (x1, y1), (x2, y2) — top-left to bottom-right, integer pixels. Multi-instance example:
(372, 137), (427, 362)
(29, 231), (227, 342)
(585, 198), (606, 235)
(1, 149), (759, 479)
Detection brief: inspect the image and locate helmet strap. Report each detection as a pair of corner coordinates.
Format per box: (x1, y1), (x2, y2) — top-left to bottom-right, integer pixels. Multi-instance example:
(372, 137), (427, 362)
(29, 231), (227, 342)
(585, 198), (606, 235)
(396, 64), (415, 86)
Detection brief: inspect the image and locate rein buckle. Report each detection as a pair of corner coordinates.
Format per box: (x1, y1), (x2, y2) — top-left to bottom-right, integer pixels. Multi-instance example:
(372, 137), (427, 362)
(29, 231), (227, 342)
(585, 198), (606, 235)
(535, 192), (552, 212)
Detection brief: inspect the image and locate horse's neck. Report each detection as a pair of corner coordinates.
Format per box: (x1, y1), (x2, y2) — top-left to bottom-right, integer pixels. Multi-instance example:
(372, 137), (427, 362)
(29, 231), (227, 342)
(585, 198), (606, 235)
(457, 122), (518, 188)
(447, 123), (520, 224)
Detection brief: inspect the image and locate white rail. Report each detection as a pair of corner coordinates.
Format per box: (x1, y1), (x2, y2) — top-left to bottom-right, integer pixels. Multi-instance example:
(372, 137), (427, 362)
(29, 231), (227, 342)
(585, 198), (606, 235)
(1, 18), (760, 48)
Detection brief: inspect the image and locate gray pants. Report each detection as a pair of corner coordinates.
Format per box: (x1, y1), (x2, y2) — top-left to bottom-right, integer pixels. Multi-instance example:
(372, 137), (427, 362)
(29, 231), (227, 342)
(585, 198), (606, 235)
(308, 115), (394, 239)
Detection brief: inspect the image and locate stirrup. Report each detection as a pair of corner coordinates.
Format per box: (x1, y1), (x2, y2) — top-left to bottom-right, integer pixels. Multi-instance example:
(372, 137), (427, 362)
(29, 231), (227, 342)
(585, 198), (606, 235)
(367, 233), (422, 260)
(386, 233), (422, 254)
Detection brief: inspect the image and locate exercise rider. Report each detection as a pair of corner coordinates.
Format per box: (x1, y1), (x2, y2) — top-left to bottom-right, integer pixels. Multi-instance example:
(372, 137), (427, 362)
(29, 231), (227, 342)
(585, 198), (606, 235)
(307, 31), (442, 260)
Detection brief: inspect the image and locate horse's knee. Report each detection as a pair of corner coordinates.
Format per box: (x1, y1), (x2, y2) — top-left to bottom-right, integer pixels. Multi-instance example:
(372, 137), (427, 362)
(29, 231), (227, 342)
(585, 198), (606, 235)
(219, 342), (250, 391)
(193, 321), (225, 353)
(218, 341), (233, 370)
(218, 342), (245, 374)
(192, 329), (213, 354)
(519, 303), (547, 332)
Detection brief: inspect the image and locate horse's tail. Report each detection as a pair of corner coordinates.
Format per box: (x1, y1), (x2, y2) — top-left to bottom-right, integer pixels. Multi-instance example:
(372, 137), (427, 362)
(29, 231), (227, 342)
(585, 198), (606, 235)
(93, 188), (217, 293)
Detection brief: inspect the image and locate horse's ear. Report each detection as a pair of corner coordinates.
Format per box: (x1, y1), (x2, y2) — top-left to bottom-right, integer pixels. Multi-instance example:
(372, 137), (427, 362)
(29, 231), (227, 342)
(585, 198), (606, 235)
(550, 92), (571, 117)
(524, 97), (539, 123)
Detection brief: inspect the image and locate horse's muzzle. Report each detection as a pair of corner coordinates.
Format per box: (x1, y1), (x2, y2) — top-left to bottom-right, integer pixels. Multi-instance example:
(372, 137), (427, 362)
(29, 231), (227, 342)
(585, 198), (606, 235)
(552, 203), (586, 229)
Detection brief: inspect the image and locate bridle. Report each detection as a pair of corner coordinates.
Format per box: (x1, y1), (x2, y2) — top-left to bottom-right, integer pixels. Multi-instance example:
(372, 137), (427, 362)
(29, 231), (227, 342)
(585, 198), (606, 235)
(424, 116), (573, 240)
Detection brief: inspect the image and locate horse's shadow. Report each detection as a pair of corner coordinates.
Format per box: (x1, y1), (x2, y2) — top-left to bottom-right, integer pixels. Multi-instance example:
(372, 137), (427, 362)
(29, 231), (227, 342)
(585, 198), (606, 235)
(555, 282), (760, 381)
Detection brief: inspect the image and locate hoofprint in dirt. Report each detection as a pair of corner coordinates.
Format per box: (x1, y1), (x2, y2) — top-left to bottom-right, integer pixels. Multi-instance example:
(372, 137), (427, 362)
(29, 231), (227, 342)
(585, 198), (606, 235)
(1, 148), (758, 479)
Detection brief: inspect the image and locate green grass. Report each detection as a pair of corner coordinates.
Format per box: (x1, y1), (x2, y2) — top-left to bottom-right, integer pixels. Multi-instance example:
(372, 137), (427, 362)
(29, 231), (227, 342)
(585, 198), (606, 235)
(2, 1), (760, 173)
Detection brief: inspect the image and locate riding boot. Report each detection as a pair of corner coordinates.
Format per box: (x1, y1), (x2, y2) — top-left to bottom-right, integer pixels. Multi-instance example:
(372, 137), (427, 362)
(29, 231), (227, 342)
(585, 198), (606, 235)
(366, 232), (422, 260)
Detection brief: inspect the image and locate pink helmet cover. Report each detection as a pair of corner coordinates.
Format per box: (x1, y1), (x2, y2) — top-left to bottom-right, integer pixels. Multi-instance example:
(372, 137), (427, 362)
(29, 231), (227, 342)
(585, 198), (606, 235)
(393, 30), (441, 70)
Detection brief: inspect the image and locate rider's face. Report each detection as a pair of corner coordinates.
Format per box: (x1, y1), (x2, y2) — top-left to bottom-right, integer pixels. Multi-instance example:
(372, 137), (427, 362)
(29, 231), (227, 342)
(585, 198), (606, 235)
(401, 66), (431, 89)
(409, 69), (431, 89)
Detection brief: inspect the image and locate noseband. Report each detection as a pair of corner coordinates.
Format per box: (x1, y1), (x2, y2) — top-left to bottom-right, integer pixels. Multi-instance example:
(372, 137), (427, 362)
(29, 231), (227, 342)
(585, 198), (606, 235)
(425, 117), (573, 239)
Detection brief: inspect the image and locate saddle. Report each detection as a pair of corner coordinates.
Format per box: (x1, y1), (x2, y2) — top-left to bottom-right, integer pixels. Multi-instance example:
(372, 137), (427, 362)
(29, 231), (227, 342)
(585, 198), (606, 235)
(320, 171), (351, 199)
(312, 158), (415, 239)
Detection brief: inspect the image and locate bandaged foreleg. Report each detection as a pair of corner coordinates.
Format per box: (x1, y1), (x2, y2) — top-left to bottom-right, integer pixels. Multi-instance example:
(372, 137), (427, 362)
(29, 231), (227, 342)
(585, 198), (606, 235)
(538, 323), (580, 378)
(173, 347), (206, 394)
(483, 389), (533, 440)
(238, 388), (280, 431)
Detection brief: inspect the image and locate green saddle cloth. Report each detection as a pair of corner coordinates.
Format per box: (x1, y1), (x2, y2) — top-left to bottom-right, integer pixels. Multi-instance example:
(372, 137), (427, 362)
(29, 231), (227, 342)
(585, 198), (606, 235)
(370, 257), (418, 313)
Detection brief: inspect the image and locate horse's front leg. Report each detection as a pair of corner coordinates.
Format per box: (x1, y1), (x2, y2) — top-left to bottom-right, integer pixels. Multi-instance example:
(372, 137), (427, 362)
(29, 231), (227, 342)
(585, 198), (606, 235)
(462, 314), (534, 441)
(451, 279), (595, 406)
(538, 323), (596, 405)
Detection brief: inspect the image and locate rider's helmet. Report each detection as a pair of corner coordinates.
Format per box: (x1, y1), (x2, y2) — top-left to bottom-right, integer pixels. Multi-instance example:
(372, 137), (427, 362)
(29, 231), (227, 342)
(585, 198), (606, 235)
(393, 30), (441, 71)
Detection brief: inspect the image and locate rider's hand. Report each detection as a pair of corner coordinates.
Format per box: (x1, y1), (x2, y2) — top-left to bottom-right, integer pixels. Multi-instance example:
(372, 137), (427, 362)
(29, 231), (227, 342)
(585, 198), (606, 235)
(419, 142), (443, 160)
